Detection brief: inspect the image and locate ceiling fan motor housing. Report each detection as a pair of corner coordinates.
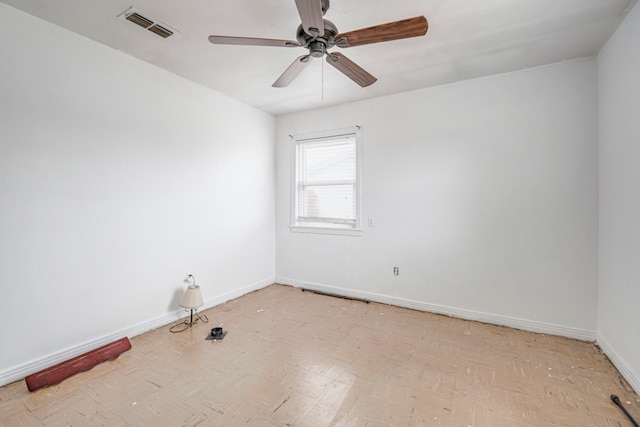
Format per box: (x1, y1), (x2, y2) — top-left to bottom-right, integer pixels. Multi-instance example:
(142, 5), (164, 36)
(296, 19), (338, 55)
(308, 41), (325, 57)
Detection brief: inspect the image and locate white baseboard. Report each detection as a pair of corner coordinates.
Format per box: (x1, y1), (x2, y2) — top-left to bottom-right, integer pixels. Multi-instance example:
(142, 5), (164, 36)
(597, 333), (640, 395)
(5, 278), (613, 390)
(0, 278), (273, 388)
(277, 277), (597, 342)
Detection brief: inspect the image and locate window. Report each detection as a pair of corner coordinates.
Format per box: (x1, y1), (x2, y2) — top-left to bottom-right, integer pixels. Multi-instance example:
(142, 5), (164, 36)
(290, 127), (362, 235)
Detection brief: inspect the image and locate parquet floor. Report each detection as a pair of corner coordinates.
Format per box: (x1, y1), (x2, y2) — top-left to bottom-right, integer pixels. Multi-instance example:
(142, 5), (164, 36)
(1, 284), (638, 426)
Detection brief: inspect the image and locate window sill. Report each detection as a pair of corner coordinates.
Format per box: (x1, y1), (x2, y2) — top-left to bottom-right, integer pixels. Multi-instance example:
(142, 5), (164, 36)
(289, 225), (363, 237)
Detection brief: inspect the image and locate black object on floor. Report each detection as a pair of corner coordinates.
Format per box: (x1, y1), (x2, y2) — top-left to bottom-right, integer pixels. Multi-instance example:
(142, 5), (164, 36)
(301, 288), (370, 304)
(206, 327), (227, 340)
(611, 394), (640, 427)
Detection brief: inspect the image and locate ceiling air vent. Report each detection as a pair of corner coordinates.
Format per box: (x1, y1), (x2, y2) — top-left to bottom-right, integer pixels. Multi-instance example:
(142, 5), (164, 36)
(147, 24), (173, 39)
(119, 7), (178, 39)
(125, 12), (153, 29)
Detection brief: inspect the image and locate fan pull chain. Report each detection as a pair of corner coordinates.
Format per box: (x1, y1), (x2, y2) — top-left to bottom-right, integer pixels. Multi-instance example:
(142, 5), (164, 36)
(321, 58), (324, 101)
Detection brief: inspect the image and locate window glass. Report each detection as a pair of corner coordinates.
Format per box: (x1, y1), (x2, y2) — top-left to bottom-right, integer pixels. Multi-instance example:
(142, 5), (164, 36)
(291, 128), (361, 235)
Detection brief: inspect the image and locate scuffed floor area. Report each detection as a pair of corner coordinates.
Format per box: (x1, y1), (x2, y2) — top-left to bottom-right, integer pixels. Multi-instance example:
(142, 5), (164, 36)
(0, 284), (638, 426)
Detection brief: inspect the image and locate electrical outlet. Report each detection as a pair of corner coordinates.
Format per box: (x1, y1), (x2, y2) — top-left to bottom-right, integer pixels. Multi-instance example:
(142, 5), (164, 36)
(393, 267), (399, 276)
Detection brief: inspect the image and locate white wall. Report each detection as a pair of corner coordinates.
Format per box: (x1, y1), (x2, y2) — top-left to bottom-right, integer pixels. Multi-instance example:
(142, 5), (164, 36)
(0, 4), (276, 386)
(276, 59), (599, 338)
(597, 2), (640, 393)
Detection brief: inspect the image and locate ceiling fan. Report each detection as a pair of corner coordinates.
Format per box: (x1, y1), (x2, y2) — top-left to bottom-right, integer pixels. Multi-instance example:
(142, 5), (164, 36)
(208, 0), (428, 88)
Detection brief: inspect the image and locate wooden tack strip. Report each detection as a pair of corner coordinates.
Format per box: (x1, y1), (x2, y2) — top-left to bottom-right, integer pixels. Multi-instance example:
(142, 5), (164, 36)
(25, 337), (132, 392)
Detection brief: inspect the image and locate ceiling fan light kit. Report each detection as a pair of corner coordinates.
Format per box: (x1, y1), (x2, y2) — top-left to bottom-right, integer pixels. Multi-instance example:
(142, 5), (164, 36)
(208, 0), (428, 88)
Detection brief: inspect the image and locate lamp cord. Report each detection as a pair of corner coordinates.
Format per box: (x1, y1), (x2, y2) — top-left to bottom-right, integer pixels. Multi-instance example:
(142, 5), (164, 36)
(169, 308), (209, 333)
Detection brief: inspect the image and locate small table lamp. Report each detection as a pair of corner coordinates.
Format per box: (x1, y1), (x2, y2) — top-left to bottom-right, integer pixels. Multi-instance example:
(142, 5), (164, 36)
(170, 275), (209, 332)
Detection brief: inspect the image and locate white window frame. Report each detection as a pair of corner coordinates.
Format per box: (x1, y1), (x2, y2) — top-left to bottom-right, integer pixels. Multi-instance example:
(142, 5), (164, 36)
(290, 126), (362, 236)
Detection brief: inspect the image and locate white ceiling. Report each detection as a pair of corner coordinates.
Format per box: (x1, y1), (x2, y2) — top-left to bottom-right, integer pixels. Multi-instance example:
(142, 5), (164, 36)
(2, 0), (636, 116)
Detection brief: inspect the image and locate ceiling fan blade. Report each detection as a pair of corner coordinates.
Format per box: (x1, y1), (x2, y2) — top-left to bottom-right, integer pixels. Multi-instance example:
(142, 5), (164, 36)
(295, 0), (324, 38)
(208, 35), (300, 48)
(334, 16), (428, 48)
(273, 55), (312, 87)
(325, 52), (377, 87)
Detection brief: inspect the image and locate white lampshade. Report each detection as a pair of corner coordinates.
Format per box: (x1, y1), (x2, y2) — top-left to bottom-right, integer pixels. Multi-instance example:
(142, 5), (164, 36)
(180, 285), (204, 309)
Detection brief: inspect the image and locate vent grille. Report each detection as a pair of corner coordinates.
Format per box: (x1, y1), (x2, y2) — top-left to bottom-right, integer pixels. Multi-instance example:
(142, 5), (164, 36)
(119, 7), (178, 39)
(148, 24), (173, 38)
(125, 12), (153, 29)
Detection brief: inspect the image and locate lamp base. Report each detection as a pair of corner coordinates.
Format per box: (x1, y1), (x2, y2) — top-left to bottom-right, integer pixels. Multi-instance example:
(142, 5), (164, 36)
(170, 309), (208, 333)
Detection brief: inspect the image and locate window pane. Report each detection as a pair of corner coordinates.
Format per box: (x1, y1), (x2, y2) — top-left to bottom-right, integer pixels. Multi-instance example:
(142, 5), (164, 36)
(299, 184), (355, 220)
(301, 138), (355, 184)
(292, 128), (360, 232)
